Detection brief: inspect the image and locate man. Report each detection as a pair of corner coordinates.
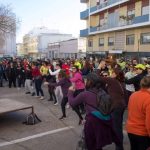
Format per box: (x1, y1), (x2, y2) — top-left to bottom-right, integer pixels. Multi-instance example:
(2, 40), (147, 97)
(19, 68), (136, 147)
(125, 64), (147, 91)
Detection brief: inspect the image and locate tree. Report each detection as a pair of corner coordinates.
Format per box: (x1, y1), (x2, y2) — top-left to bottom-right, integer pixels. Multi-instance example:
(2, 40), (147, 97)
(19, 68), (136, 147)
(0, 4), (20, 34)
(0, 4), (20, 54)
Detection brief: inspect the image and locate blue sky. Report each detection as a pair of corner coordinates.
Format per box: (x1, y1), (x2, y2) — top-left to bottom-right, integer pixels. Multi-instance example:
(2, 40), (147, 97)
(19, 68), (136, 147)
(1, 0), (86, 42)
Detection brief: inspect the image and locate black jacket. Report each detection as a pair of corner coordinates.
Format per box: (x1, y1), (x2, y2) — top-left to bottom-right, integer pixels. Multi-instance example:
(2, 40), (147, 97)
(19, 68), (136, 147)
(125, 71), (147, 91)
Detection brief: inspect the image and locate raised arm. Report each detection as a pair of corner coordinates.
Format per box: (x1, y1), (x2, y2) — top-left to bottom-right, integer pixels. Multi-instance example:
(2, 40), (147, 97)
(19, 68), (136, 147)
(68, 90), (85, 107)
(49, 69), (60, 76)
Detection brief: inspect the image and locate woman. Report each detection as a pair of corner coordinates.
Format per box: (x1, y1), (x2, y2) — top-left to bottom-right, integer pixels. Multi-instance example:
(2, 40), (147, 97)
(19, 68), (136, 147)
(24, 65), (35, 96)
(32, 63), (44, 100)
(126, 76), (150, 150)
(99, 67), (126, 150)
(45, 70), (71, 119)
(68, 73), (120, 150)
(6, 62), (17, 88)
(16, 62), (25, 89)
(70, 65), (85, 125)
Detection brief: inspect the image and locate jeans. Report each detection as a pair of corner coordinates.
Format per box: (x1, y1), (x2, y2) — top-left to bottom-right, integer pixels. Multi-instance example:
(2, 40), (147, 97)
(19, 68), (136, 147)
(9, 77), (16, 88)
(35, 79), (44, 96)
(111, 108), (125, 150)
(25, 79), (34, 93)
(128, 133), (150, 150)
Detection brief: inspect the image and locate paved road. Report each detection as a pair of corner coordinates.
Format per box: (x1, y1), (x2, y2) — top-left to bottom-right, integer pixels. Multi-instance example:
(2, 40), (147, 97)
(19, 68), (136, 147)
(0, 85), (130, 150)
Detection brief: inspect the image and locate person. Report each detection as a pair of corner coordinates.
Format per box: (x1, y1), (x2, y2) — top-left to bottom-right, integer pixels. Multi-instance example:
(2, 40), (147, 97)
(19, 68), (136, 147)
(40, 61), (49, 80)
(6, 62), (17, 88)
(70, 65), (85, 125)
(16, 62), (25, 89)
(45, 70), (71, 120)
(32, 63), (44, 100)
(99, 67), (126, 150)
(0, 61), (4, 87)
(125, 64), (147, 91)
(24, 65), (35, 96)
(49, 64), (63, 105)
(125, 65), (136, 105)
(126, 76), (150, 150)
(68, 73), (120, 150)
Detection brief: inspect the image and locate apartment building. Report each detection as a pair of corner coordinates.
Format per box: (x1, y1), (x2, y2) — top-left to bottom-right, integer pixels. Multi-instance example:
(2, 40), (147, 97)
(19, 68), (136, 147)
(23, 27), (73, 58)
(80, 0), (150, 58)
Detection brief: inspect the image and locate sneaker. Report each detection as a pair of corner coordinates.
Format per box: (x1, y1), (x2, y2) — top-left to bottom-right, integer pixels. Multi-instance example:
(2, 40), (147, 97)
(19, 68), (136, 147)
(54, 101), (58, 105)
(25, 92), (31, 94)
(40, 96), (44, 100)
(59, 116), (66, 120)
(48, 98), (53, 101)
(66, 104), (70, 109)
(31, 92), (35, 96)
(17, 87), (21, 90)
(34, 95), (40, 98)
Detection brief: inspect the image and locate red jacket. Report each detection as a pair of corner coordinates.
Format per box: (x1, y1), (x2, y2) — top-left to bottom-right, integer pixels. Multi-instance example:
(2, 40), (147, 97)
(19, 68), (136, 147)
(62, 64), (70, 75)
(32, 67), (41, 78)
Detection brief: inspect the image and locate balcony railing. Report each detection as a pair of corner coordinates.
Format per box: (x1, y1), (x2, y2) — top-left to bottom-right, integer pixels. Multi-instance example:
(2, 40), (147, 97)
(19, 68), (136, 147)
(90, 0), (128, 13)
(80, 28), (89, 37)
(90, 15), (149, 33)
(80, 9), (89, 20)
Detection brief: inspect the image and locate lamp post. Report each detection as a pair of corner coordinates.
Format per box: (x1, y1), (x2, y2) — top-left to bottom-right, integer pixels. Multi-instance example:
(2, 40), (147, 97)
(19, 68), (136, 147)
(137, 39), (140, 63)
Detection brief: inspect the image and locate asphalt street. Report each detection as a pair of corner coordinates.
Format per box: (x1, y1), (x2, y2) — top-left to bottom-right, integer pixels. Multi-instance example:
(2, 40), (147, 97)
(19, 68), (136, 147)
(0, 85), (130, 150)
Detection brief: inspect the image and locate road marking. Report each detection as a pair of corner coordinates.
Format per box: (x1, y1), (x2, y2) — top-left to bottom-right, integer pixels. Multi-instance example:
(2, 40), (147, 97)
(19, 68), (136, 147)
(0, 126), (74, 147)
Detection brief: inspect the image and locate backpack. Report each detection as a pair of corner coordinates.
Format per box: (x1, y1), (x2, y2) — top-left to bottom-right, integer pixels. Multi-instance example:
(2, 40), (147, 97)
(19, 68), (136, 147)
(88, 89), (112, 115)
(23, 113), (41, 125)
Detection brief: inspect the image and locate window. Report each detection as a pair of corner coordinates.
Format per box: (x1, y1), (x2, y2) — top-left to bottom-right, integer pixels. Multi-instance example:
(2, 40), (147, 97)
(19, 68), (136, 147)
(88, 39), (93, 47)
(141, 33), (150, 44)
(126, 35), (135, 45)
(99, 38), (104, 46)
(108, 37), (114, 46)
(142, 6), (149, 15)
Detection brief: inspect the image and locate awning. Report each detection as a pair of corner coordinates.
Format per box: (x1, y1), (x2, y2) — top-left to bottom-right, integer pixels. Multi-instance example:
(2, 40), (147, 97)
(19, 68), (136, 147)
(109, 50), (123, 54)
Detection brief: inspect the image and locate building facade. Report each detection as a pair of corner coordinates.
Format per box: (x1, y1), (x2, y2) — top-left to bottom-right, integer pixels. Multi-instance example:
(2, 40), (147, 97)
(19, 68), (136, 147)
(80, 0), (150, 59)
(0, 32), (16, 57)
(23, 27), (73, 58)
(48, 38), (86, 59)
(16, 43), (27, 56)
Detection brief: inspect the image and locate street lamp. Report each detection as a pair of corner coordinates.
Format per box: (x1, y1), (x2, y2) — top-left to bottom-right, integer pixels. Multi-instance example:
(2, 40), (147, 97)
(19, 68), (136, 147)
(138, 39), (140, 63)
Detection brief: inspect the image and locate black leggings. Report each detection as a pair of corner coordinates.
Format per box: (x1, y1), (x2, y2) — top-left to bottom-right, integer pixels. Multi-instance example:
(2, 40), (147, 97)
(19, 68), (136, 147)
(73, 89), (85, 120)
(48, 89), (56, 102)
(61, 97), (68, 117)
(128, 133), (150, 150)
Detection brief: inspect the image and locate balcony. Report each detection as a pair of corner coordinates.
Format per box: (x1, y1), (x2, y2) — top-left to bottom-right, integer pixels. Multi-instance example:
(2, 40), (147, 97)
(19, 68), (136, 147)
(80, 9), (89, 20)
(90, 14), (149, 34)
(80, 28), (89, 37)
(90, 0), (129, 14)
(80, 0), (88, 3)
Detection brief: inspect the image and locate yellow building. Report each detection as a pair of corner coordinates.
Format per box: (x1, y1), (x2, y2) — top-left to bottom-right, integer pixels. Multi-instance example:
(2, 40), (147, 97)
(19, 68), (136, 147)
(23, 34), (39, 58)
(80, 0), (150, 59)
(17, 43), (27, 56)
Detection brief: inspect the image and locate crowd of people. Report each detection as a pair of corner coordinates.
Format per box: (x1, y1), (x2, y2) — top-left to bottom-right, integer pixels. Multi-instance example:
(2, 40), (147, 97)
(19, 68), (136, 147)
(0, 56), (150, 150)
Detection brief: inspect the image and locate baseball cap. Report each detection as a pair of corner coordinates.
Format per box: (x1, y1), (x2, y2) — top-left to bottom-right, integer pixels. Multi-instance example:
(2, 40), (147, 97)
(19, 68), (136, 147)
(135, 64), (146, 70)
(145, 64), (150, 68)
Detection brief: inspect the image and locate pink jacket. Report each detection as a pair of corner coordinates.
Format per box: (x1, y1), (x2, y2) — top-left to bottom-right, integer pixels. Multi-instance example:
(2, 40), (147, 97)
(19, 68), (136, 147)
(70, 72), (85, 90)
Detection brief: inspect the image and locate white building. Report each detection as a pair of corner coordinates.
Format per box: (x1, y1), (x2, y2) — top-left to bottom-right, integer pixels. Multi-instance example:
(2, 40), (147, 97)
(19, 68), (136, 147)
(23, 27), (73, 58)
(48, 38), (86, 59)
(0, 32), (16, 57)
